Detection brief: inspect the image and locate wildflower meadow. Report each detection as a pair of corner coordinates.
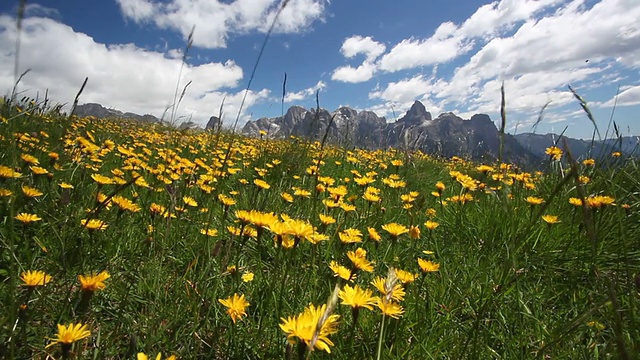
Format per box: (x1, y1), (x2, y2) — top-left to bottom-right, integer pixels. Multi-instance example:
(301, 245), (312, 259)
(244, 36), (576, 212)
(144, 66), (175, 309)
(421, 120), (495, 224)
(0, 98), (639, 359)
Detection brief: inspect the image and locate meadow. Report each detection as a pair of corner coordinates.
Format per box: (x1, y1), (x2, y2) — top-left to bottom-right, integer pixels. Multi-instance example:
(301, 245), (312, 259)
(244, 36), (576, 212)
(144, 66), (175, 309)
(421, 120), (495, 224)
(0, 98), (639, 359)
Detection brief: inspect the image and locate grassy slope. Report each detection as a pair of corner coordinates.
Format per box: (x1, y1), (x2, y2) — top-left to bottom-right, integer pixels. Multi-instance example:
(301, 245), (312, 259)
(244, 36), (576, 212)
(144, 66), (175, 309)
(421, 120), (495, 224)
(0, 101), (639, 359)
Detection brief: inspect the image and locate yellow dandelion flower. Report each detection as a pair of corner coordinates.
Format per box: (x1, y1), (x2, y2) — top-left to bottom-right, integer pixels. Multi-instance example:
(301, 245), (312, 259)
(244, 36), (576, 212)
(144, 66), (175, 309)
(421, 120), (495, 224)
(20, 270), (52, 286)
(329, 261), (354, 281)
(347, 248), (374, 273)
(541, 215), (560, 224)
(371, 276), (405, 302)
(339, 284), (377, 310)
(241, 272), (254, 283)
(375, 298), (404, 319)
(218, 293), (250, 324)
(525, 196), (545, 205)
(381, 223), (409, 238)
(279, 303), (340, 353)
(80, 218), (108, 231)
(254, 179), (270, 190)
(21, 185), (43, 198)
(45, 323), (91, 348)
(15, 213), (42, 223)
(338, 228), (363, 243)
(137, 353), (176, 360)
(78, 271), (110, 292)
(183, 196), (198, 207)
(417, 258), (440, 272)
(367, 227), (381, 242)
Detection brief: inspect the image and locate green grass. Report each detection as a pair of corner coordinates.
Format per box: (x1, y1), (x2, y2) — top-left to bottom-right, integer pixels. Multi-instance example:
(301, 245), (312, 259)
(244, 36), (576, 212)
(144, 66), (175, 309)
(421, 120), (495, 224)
(0, 99), (639, 359)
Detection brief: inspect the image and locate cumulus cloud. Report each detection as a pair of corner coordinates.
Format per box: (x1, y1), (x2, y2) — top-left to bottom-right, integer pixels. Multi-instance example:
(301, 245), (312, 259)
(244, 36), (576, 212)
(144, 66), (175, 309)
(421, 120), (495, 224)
(340, 35), (386, 61)
(284, 80), (326, 103)
(115, 0), (327, 49)
(601, 85), (640, 107)
(331, 36), (385, 83)
(331, 62), (377, 83)
(366, 0), (640, 134)
(0, 15), (269, 127)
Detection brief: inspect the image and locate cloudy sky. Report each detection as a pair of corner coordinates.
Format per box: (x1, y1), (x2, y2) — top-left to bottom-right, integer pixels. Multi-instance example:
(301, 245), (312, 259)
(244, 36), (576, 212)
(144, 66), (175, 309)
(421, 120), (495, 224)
(0, 0), (639, 138)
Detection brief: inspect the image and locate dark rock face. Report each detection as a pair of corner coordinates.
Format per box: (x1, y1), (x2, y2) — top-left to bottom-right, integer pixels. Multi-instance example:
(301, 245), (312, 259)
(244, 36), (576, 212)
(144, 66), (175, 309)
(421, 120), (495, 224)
(205, 116), (221, 130)
(74, 103), (159, 123)
(240, 100), (540, 165)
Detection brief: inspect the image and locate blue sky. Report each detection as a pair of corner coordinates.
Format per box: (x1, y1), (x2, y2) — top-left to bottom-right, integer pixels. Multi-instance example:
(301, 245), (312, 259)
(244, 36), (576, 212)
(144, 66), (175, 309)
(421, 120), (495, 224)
(1, 0), (639, 139)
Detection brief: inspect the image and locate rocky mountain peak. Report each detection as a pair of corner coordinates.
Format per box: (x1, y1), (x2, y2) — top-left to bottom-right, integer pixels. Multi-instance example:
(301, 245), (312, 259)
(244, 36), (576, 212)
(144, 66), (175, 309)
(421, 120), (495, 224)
(401, 100), (432, 126)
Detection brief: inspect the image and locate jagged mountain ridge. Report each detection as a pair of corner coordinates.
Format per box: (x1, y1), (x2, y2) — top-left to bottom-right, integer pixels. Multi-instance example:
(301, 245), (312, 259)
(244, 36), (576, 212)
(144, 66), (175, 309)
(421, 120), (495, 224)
(241, 100), (539, 164)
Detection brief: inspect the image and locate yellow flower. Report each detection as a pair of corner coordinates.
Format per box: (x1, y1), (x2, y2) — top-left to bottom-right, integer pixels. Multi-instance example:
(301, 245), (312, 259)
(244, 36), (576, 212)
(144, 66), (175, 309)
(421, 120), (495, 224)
(218, 293), (250, 324)
(241, 272), (254, 283)
(338, 228), (363, 243)
(20, 270), (52, 286)
(417, 258), (440, 272)
(612, 151), (622, 157)
(545, 146), (563, 161)
(424, 220), (439, 230)
(347, 248), (374, 273)
(45, 323), (91, 348)
(78, 271), (110, 292)
(279, 303), (340, 353)
(182, 196), (198, 207)
(30, 166), (49, 175)
(541, 215), (560, 224)
(319, 214), (336, 225)
(381, 223), (409, 238)
(585, 195), (615, 209)
(91, 173), (114, 185)
(339, 284), (377, 310)
(395, 269), (418, 284)
(281, 192), (294, 203)
(59, 182), (74, 189)
(339, 202), (356, 212)
(21, 185), (43, 198)
(329, 261), (354, 281)
(0, 188), (12, 197)
(375, 298), (404, 319)
(21, 153), (40, 165)
(80, 218), (108, 231)
(582, 158), (595, 166)
(254, 179), (271, 190)
(218, 193), (236, 207)
(15, 213), (42, 223)
(525, 196), (545, 205)
(367, 227), (381, 242)
(371, 276), (405, 302)
(476, 164), (494, 173)
(565, 199), (580, 208)
(200, 228), (218, 237)
(137, 353), (176, 360)
(0, 165), (22, 179)
(409, 225), (420, 240)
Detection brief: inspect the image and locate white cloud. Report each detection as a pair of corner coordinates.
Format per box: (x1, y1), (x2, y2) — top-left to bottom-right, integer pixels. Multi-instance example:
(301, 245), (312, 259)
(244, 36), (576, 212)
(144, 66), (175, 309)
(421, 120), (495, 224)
(115, 0), (327, 49)
(340, 35), (386, 61)
(363, 0), (640, 135)
(377, 0), (564, 73)
(331, 62), (377, 83)
(284, 80), (326, 103)
(369, 75), (433, 104)
(378, 32), (473, 72)
(0, 15), (270, 127)
(601, 85), (640, 107)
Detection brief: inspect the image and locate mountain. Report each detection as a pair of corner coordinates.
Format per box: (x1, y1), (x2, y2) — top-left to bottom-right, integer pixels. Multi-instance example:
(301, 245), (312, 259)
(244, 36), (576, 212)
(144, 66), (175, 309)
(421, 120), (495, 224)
(73, 103), (160, 123)
(242, 100), (539, 165)
(514, 133), (639, 160)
